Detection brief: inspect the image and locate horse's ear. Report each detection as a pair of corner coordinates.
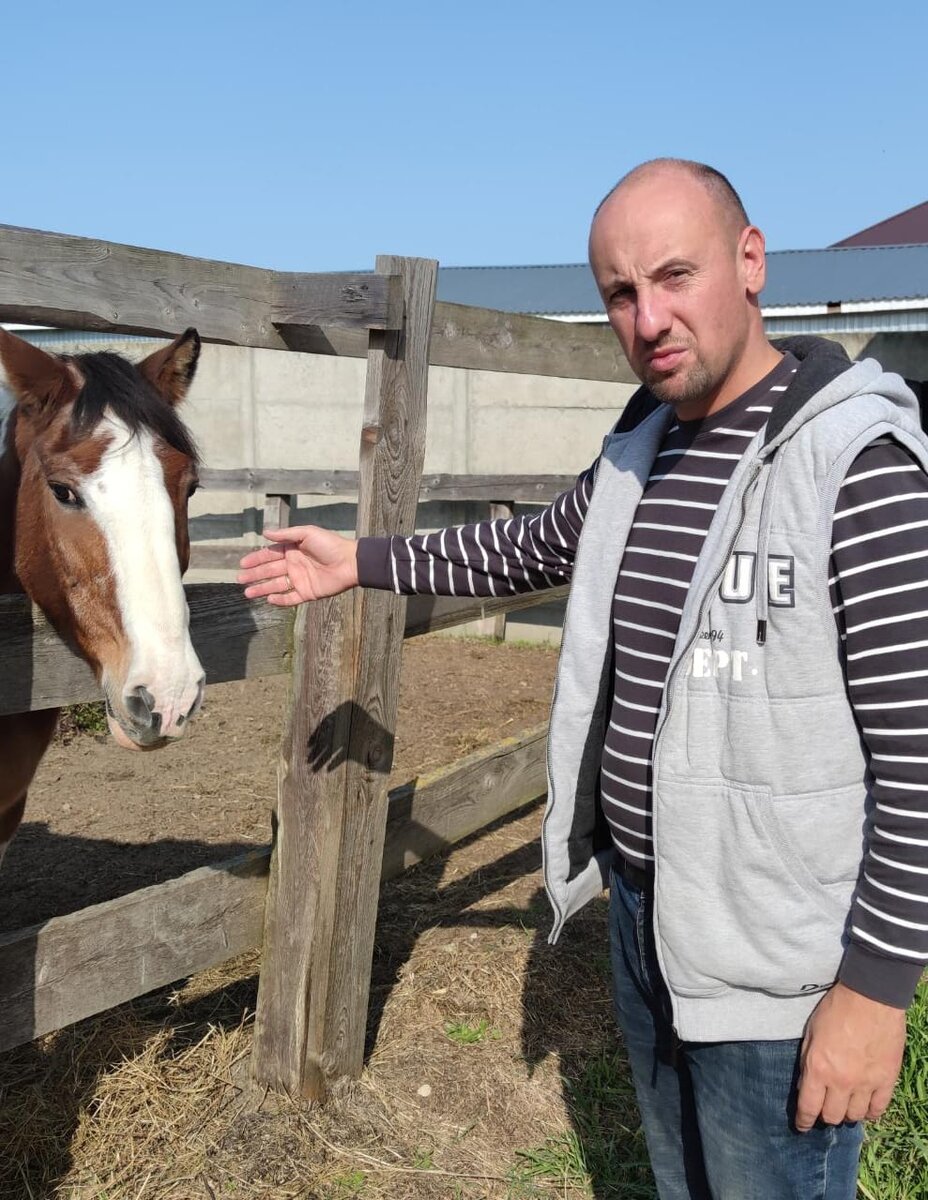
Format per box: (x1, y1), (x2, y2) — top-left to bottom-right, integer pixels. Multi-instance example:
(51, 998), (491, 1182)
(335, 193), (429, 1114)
(0, 328), (82, 417)
(138, 329), (200, 407)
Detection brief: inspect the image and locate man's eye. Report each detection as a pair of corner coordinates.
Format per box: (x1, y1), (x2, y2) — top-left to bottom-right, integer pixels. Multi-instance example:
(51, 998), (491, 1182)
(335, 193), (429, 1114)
(49, 481), (82, 508)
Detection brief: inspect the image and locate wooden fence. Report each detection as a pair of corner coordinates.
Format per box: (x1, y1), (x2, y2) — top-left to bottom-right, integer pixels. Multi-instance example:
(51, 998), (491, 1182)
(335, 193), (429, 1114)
(0, 225), (626, 1098)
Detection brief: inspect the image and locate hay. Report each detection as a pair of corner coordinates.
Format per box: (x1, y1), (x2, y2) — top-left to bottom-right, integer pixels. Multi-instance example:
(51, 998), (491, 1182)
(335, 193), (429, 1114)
(1, 806), (647, 1199)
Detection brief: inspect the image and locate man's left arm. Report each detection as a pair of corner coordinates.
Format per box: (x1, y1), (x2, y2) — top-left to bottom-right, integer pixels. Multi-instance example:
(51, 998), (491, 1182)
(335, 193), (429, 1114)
(797, 436), (928, 1131)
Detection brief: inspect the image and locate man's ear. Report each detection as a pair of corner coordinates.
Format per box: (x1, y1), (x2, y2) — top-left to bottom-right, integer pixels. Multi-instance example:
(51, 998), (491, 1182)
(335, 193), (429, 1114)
(740, 226), (767, 299)
(0, 328), (83, 419)
(138, 328), (201, 407)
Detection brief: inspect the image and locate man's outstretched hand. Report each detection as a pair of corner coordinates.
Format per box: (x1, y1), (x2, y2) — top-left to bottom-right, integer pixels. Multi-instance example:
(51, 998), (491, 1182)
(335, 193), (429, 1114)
(237, 526), (360, 605)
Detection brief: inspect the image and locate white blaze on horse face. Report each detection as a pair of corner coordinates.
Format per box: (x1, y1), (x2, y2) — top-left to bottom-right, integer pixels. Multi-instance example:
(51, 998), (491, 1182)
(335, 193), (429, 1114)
(84, 414), (203, 740)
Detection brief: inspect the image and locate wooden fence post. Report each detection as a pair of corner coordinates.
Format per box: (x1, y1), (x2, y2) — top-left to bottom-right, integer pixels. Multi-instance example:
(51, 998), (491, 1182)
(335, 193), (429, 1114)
(263, 493), (294, 533)
(252, 256), (437, 1099)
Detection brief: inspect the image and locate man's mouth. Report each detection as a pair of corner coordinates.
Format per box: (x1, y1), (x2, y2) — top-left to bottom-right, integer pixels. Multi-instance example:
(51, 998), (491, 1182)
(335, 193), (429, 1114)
(647, 346), (688, 373)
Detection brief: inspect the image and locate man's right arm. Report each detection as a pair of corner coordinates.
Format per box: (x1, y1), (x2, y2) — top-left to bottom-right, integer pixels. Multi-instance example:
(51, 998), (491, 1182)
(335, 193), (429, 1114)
(357, 462), (597, 597)
(239, 461), (598, 604)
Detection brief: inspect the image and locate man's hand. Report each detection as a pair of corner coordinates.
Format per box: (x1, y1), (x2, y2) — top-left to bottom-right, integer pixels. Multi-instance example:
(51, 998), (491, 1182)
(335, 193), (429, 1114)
(237, 526), (359, 606)
(795, 981), (906, 1132)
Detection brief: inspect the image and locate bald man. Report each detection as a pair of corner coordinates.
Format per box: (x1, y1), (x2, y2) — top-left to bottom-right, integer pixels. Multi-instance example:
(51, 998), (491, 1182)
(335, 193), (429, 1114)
(240, 160), (928, 1199)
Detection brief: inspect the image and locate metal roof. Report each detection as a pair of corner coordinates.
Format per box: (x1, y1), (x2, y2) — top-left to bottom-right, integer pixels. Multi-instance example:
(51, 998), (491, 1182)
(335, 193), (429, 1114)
(833, 201), (928, 248)
(436, 244), (928, 316)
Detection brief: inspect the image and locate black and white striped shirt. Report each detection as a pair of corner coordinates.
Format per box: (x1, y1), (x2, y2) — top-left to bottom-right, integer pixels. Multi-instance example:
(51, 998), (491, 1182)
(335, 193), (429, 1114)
(357, 356), (928, 1007)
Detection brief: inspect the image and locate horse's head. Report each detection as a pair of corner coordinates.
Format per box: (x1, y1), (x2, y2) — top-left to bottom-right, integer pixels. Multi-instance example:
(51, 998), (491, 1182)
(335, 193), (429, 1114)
(0, 328), (205, 750)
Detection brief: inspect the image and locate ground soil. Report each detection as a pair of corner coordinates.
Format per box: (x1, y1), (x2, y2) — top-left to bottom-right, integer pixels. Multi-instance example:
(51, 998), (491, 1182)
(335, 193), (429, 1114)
(0, 634), (559, 933)
(0, 635), (655, 1199)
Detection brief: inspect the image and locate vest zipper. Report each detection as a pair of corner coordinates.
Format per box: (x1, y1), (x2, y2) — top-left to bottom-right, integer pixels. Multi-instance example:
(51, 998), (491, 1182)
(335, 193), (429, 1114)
(649, 459), (764, 1030)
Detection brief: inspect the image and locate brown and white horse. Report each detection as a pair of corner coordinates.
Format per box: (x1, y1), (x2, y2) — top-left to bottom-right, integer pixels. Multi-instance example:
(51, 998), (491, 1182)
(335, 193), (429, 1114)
(0, 328), (206, 866)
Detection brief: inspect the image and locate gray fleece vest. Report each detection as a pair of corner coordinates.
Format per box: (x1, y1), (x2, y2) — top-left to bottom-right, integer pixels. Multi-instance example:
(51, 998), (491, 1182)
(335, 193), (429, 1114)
(541, 354), (928, 1041)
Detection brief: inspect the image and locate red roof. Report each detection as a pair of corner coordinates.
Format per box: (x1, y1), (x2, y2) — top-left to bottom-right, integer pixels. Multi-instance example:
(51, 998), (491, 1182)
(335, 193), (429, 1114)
(832, 201), (928, 247)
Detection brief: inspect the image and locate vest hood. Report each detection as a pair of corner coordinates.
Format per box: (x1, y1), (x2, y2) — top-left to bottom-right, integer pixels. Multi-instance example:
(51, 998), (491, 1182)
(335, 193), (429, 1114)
(613, 336), (919, 449)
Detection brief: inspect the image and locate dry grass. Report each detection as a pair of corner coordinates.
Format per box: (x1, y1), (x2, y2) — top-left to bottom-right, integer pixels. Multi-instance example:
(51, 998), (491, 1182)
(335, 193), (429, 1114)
(0, 805), (652, 1200)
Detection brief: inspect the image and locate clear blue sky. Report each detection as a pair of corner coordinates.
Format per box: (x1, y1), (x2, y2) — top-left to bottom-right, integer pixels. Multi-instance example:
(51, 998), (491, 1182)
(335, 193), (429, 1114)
(3, 1), (926, 272)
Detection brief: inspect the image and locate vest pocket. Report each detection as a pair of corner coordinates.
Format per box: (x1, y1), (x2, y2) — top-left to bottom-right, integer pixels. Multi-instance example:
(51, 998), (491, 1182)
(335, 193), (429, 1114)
(654, 779), (857, 999)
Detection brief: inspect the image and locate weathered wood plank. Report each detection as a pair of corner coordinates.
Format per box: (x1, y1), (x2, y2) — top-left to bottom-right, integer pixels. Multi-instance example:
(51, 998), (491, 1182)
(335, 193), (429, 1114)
(403, 586), (569, 638)
(199, 468), (578, 503)
(0, 725), (548, 1054)
(0, 849), (269, 1054)
(0, 586), (293, 715)
(381, 724), (547, 877)
(277, 300), (636, 383)
(262, 493), (293, 534)
(0, 225), (392, 347)
(253, 256), (438, 1099)
(274, 271), (404, 332)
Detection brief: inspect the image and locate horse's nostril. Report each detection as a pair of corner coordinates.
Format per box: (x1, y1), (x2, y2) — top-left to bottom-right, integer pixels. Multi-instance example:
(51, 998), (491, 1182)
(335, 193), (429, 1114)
(124, 686), (156, 727)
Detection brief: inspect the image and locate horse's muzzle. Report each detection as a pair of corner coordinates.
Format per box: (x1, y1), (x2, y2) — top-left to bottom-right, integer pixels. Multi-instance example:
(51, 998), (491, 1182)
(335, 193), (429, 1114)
(105, 680), (204, 751)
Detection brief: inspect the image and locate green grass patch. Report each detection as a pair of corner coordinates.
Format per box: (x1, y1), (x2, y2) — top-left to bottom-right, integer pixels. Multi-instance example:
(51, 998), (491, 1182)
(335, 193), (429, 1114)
(858, 982), (928, 1200)
(324, 1171), (366, 1197)
(444, 1018), (498, 1045)
(57, 700), (108, 740)
(509, 1049), (656, 1198)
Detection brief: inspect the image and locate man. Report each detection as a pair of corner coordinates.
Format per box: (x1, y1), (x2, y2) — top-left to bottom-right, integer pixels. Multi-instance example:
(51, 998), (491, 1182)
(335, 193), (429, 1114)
(239, 160), (928, 1199)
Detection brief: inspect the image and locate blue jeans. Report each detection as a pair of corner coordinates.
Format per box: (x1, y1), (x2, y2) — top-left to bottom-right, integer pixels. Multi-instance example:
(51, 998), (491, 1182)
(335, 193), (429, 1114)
(608, 866), (863, 1200)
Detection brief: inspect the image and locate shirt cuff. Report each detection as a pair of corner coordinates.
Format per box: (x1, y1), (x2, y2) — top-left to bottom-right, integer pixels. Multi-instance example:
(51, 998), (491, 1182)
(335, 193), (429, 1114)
(838, 943), (925, 1009)
(356, 536), (397, 591)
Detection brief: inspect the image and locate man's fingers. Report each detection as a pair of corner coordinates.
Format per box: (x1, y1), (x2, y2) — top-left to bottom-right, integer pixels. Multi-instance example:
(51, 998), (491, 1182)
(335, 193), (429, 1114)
(243, 572), (293, 599)
(844, 1090), (872, 1124)
(264, 526), (312, 542)
(866, 1084), (895, 1122)
(238, 546), (288, 573)
(795, 1076), (826, 1132)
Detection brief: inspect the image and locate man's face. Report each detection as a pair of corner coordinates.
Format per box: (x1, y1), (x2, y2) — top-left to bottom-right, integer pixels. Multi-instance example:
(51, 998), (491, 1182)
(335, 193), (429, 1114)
(589, 171), (757, 411)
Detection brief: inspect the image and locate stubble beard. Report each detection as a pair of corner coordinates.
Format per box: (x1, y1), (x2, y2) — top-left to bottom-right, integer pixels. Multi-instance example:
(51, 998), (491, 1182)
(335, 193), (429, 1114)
(646, 356), (715, 408)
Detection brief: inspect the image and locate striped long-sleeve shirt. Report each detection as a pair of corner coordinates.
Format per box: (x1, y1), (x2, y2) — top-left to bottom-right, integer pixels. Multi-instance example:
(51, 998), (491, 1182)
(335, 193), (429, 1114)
(357, 356), (928, 1008)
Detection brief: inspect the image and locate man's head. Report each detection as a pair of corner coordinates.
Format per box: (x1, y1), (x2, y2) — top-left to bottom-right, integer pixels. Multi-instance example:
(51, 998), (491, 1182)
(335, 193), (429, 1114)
(589, 159), (773, 418)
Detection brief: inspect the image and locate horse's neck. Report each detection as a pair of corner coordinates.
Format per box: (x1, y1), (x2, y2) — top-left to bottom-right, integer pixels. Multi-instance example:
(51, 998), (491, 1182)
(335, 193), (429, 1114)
(0, 387), (22, 592)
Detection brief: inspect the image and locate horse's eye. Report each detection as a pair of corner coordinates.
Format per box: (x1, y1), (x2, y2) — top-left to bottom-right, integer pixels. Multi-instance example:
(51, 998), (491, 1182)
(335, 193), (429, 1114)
(49, 482), (82, 508)
(186, 480), (200, 499)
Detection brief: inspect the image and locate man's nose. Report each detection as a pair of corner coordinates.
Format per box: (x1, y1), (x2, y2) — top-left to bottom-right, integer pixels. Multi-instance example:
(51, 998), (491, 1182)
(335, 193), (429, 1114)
(635, 293), (673, 343)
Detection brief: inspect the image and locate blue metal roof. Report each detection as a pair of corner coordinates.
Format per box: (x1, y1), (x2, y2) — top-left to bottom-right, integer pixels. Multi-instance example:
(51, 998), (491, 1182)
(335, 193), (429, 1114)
(436, 245), (928, 315)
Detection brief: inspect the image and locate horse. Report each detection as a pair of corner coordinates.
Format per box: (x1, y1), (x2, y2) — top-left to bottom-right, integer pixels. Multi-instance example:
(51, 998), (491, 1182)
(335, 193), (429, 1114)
(0, 327), (206, 867)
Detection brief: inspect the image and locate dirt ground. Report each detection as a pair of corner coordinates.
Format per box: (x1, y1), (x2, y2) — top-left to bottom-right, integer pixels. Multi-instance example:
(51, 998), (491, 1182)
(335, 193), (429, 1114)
(0, 634), (559, 933)
(0, 635), (654, 1199)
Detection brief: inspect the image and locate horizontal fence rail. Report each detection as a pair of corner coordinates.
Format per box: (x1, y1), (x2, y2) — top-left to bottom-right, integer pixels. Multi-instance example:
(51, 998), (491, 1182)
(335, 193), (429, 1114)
(0, 226), (635, 383)
(0, 724), (548, 1053)
(0, 225), (398, 348)
(0, 584), (568, 716)
(199, 469), (578, 503)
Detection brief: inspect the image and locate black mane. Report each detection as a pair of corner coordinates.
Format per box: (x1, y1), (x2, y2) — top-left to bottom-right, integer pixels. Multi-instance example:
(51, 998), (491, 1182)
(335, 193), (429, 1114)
(68, 351), (199, 462)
